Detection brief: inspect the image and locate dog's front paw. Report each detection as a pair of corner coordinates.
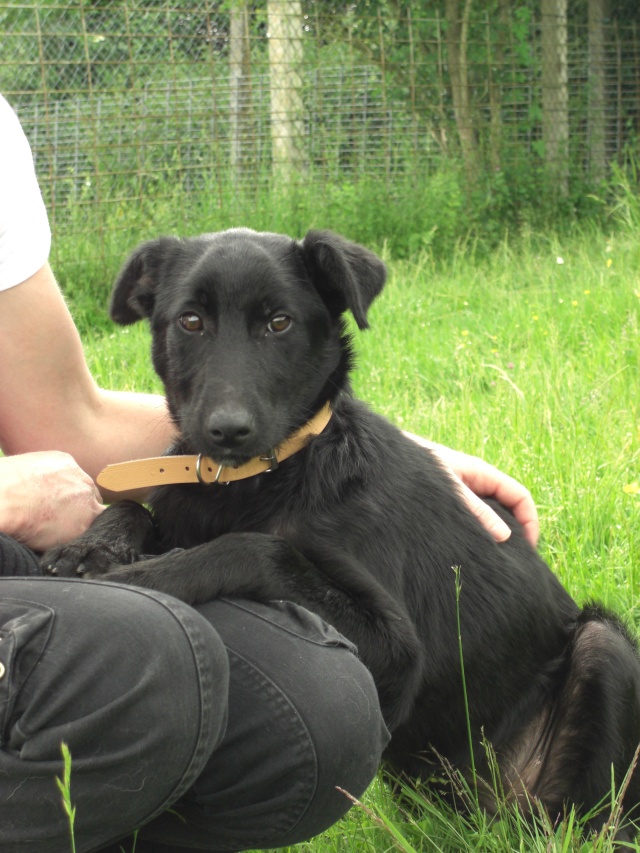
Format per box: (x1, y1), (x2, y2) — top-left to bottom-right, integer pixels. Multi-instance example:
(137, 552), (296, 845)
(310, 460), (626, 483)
(41, 501), (156, 579)
(41, 542), (139, 578)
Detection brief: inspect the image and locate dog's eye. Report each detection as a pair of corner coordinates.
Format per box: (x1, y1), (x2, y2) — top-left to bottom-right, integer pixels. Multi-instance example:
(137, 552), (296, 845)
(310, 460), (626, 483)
(178, 313), (204, 333)
(267, 314), (292, 334)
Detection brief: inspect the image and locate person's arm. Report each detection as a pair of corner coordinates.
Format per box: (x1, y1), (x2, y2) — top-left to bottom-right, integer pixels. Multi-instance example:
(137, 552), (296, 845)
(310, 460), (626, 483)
(0, 262), (176, 485)
(405, 433), (540, 547)
(0, 262), (177, 549)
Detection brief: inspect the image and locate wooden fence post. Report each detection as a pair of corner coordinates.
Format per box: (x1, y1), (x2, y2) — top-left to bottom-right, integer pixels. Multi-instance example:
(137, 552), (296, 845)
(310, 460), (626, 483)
(267, 0), (305, 181)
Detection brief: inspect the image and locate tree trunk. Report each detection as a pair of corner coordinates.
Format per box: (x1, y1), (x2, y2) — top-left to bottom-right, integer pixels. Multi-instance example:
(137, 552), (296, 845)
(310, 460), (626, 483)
(541, 0), (569, 194)
(588, 0), (608, 182)
(267, 0), (305, 180)
(486, 0), (511, 172)
(445, 0), (478, 183)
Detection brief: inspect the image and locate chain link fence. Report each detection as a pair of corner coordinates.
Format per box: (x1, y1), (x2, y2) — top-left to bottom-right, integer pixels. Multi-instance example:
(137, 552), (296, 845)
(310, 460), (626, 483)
(1, 1), (639, 266)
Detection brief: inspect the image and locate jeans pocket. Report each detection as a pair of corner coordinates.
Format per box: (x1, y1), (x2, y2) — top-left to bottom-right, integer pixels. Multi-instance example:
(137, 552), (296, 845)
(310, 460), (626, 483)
(220, 597), (359, 655)
(0, 598), (54, 747)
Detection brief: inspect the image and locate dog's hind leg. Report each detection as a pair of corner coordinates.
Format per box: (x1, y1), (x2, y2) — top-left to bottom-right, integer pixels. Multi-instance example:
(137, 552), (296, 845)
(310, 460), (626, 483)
(505, 606), (640, 837)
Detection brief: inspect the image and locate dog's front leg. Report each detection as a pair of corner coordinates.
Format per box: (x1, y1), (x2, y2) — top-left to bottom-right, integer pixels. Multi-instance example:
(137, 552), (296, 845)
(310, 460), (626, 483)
(97, 531), (321, 603)
(41, 500), (157, 577)
(100, 531), (423, 729)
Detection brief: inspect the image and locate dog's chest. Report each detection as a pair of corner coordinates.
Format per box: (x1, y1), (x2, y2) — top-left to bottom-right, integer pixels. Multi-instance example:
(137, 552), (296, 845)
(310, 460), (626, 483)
(152, 409), (371, 551)
(151, 473), (309, 549)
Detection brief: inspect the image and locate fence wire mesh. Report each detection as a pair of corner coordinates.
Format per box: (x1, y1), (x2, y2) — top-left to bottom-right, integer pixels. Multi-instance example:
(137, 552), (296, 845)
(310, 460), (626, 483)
(1, 1), (639, 266)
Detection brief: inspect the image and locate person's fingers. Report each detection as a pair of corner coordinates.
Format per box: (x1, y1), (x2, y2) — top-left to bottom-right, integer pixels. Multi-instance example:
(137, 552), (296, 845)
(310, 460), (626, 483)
(457, 482), (512, 542)
(497, 490), (540, 547)
(402, 433), (540, 547)
(461, 465), (540, 547)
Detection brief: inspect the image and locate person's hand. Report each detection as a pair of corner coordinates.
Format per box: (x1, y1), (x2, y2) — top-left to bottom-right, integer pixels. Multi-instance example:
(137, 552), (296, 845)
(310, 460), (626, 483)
(405, 434), (540, 547)
(0, 451), (106, 551)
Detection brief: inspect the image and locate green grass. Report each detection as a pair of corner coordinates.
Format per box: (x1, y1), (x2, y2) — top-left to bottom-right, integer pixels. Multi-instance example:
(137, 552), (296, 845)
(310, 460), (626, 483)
(350, 228), (640, 606)
(69, 221), (639, 852)
(51, 158), (602, 331)
(56, 742), (77, 853)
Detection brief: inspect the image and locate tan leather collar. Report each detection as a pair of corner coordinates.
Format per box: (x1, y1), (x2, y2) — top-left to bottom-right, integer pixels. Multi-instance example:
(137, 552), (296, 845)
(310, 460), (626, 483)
(97, 403), (333, 492)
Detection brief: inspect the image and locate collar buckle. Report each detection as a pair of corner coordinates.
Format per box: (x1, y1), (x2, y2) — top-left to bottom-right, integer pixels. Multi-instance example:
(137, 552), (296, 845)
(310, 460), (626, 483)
(259, 449), (279, 473)
(196, 454), (230, 486)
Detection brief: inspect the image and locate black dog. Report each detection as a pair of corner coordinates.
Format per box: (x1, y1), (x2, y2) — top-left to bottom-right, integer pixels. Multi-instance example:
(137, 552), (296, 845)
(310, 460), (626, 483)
(44, 228), (640, 834)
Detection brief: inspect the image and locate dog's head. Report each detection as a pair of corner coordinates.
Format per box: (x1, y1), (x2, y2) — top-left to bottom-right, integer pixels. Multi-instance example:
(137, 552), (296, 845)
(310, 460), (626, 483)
(110, 228), (386, 463)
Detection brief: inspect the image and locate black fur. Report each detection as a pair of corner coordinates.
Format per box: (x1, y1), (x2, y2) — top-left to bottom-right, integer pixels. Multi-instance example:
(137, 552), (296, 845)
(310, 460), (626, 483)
(44, 228), (640, 835)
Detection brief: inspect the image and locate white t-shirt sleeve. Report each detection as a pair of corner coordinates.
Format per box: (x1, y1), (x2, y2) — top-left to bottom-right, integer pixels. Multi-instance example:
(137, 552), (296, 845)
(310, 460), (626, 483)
(0, 94), (51, 291)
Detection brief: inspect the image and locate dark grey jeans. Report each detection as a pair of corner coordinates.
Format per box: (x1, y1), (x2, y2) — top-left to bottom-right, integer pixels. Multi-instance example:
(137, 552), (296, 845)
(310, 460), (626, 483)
(0, 535), (389, 852)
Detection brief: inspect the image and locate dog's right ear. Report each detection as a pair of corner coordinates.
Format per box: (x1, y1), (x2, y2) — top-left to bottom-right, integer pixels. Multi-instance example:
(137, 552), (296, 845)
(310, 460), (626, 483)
(299, 230), (387, 330)
(110, 237), (181, 325)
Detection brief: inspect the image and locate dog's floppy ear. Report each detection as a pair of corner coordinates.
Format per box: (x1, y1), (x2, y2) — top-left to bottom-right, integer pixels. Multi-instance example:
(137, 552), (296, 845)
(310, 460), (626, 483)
(110, 237), (181, 325)
(300, 230), (386, 330)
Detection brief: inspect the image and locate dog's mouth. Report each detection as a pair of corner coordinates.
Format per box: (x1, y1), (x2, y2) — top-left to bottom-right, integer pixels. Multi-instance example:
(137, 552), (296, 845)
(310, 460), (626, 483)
(175, 410), (280, 469)
(180, 402), (331, 472)
(184, 427), (281, 469)
(205, 446), (274, 469)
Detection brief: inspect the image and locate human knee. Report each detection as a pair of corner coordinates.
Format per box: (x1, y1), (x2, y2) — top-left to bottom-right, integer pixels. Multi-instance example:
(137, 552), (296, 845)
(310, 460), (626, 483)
(281, 643), (389, 845)
(0, 579), (230, 852)
(65, 581), (232, 771)
(134, 599), (389, 852)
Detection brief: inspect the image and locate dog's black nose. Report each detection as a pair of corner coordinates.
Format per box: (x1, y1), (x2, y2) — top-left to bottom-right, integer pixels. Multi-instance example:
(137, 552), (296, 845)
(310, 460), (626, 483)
(207, 407), (255, 448)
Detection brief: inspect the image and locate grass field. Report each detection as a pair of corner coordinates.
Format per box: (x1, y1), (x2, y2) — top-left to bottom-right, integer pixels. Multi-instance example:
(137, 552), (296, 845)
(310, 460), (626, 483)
(72, 221), (639, 852)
